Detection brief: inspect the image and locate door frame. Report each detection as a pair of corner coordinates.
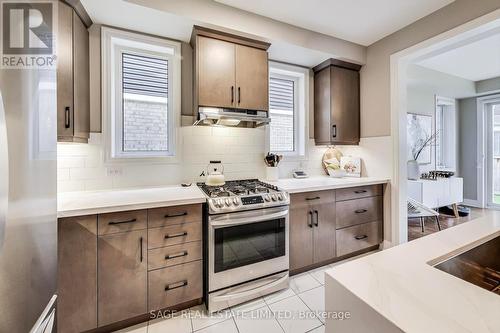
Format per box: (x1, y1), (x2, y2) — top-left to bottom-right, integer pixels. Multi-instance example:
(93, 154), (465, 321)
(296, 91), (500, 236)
(389, 9), (500, 245)
(478, 94), (500, 209)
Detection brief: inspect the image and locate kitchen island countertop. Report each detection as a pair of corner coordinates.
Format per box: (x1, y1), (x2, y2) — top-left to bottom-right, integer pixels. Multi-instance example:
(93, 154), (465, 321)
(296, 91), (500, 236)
(325, 211), (500, 333)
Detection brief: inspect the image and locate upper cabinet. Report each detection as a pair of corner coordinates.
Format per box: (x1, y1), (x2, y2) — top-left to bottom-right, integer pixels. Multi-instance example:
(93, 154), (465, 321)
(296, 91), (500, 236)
(57, 2), (90, 143)
(191, 26), (270, 112)
(313, 59), (361, 145)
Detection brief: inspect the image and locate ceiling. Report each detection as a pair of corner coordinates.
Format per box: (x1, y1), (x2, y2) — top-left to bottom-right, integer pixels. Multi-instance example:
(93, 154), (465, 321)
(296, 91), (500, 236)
(214, 0), (454, 46)
(417, 33), (500, 81)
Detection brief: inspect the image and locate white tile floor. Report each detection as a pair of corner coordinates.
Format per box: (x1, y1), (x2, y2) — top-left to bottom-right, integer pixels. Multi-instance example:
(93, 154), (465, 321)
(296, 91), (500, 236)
(115, 252), (376, 333)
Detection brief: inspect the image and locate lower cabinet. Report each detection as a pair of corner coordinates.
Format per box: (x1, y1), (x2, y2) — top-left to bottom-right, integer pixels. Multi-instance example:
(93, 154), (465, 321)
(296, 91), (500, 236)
(98, 230), (147, 327)
(57, 215), (97, 333)
(289, 184), (384, 273)
(57, 204), (203, 332)
(289, 190), (336, 271)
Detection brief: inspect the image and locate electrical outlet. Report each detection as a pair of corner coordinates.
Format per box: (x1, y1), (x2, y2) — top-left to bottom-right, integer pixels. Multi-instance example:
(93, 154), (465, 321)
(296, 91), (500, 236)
(106, 167), (122, 177)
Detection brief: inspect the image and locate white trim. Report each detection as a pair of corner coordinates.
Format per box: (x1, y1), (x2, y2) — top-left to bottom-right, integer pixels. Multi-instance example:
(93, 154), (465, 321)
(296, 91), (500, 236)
(462, 199), (482, 208)
(390, 9), (500, 245)
(101, 27), (181, 164)
(479, 94), (500, 209)
(267, 61), (309, 160)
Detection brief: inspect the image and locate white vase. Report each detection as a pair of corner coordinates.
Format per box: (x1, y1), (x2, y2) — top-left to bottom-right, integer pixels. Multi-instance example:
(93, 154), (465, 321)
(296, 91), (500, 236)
(407, 160), (420, 180)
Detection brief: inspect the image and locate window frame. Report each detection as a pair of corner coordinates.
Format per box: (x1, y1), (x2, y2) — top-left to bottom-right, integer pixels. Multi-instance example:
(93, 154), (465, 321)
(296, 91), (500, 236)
(267, 62), (309, 159)
(434, 95), (456, 172)
(102, 27), (181, 163)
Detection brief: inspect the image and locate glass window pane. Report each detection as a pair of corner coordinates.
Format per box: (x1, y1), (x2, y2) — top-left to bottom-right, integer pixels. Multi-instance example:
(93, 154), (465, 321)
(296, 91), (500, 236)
(122, 53), (169, 152)
(269, 77), (294, 152)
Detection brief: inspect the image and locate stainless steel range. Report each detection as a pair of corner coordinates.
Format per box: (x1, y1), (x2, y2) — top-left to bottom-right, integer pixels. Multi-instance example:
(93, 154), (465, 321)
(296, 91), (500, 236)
(197, 179), (290, 312)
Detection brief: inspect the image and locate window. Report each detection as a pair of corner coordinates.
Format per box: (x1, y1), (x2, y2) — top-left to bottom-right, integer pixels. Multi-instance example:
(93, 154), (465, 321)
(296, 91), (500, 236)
(434, 96), (456, 171)
(268, 62), (308, 157)
(102, 27), (180, 160)
(269, 77), (295, 152)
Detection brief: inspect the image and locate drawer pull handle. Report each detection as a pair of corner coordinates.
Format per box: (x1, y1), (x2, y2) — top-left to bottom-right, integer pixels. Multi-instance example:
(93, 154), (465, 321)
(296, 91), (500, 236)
(165, 231), (188, 239)
(165, 251), (188, 260)
(140, 237), (144, 262)
(306, 196), (320, 201)
(355, 235), (368, 240)
(164, 212), (188, 218)
(354, 190), (367, 194)
(108, 218), (137, 225)
(355, 209), (368, 214)
(165, 280), (188, 291)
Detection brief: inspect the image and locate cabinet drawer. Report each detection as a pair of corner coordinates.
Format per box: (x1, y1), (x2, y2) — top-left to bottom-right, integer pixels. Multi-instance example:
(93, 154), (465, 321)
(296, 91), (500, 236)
(290, 190), (335, 206)
(336, 221), (382, 257)
(148, 204), (202, 228)
(148, 241), (202, 271)
(98, 210), (147, 235)
(148, 223), (202, 249)
(336, 196), (382, 229)
(335, 185), (382, 201)
(148, 261), (202, 311)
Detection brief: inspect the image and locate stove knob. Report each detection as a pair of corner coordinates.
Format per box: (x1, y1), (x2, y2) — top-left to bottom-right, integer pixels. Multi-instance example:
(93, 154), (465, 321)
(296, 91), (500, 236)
(225, 198), (231, 207)
(212, 199), (220, 208)
(233, 197), (239, 205)
(271, 194), (277, 201)
(264, 194), (271, 202)
(277, 193), (284, 201)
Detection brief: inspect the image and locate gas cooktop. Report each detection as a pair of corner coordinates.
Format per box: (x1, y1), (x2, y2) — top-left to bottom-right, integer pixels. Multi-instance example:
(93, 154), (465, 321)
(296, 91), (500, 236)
(197, 179), (289, 214)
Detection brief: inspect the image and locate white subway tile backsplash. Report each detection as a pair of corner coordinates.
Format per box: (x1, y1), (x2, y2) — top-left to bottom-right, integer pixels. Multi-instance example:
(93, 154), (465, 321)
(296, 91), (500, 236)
(57, 126), (391, 192)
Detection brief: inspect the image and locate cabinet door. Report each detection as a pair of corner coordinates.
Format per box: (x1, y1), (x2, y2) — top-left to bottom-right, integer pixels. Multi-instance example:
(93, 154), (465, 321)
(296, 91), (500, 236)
(312, 199), (336, 263)
(314, 68), (332, 145)
(72, 12), (90, 141)
(197, 36), (235, 108)
(57, 216), (97, 333)
(289, 196), (314, 271)
(235, 44), (268, 110)
(98, 230), (147, 327)
(331, 66), (360, 144)
(57, 2), (73, 139)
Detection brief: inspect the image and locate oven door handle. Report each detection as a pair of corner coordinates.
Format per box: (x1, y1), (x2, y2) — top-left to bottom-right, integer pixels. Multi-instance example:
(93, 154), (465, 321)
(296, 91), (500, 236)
(210, 209), (289, 228)
(211, 273), (289, 302)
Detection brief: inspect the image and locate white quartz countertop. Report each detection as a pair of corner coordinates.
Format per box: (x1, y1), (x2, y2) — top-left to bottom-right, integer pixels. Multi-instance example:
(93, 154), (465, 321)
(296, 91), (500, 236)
(57, 185), (207, 218)
(269, 176), (390, 193)
(326, 212), (500, 333)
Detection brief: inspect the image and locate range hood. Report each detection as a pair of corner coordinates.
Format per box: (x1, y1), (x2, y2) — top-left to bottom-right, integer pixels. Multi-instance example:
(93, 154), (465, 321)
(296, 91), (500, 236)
(193, 107), (270, 127)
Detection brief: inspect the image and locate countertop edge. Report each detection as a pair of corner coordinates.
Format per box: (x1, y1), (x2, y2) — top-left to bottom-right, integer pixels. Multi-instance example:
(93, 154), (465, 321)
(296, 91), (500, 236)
(57, 197), (207, 218)
(280, 178), (390, 194)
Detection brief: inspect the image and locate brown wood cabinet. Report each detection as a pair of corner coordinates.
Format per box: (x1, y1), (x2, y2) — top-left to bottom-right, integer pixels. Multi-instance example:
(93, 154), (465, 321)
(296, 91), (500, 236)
(98, 229), (147, 327)
(313, 59), (361, 145)
(57, 204), (203, 331)
(57, 215), (97, 333)
(192, 26), (270, 112)
(57, 2), (90, 143)
(289, 190), (336, 272)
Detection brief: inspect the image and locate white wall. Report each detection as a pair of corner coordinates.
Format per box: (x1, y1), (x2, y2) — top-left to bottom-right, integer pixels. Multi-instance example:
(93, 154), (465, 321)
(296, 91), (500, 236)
(406, 64), (475, 173)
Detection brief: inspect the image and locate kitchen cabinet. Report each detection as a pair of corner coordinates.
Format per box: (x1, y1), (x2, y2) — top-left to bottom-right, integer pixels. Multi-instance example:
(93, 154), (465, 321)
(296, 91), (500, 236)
(289, 190), (336, 272)
(57, 2), (90, 143)
(57, 215), (97, 333)
(192, 26), (270, 112)
(289, 184), (385, 274)
(98, 229), (147, 327)
(57, 203), (203, 331)
(313, 59), (361, 145)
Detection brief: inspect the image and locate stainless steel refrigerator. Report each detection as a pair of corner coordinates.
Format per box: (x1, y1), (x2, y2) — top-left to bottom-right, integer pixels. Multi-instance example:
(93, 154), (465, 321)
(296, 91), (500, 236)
(0, 66), (57, 331)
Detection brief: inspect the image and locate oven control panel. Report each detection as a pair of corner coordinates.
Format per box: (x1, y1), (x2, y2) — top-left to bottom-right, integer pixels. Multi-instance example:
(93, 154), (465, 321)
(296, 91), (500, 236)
(207, 192), (289, 214)
(241, 196), (264, 205)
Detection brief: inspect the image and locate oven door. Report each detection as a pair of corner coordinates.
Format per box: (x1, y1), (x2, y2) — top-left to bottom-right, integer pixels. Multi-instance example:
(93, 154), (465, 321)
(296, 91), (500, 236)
(208, 206), (289, 292)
